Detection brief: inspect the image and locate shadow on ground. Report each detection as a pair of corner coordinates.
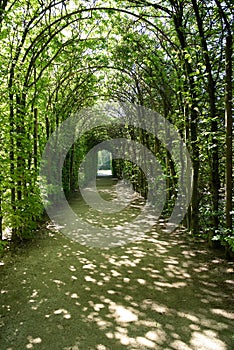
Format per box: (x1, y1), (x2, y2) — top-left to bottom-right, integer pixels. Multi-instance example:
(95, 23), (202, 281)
(1, 227), (233, 350)
(0, 179), (234, 350)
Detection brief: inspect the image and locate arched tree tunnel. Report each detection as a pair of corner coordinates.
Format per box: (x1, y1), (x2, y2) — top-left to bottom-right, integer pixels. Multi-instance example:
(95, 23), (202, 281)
(1, 3), (234, 350)
(0, 0), (233, 253)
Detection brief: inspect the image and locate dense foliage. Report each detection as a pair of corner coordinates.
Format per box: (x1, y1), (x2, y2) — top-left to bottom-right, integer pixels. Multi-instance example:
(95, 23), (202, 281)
(0, 0), (233, 253)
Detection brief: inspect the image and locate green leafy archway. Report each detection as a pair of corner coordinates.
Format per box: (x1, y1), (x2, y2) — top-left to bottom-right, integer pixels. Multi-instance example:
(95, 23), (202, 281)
(0, 0), (233, 253)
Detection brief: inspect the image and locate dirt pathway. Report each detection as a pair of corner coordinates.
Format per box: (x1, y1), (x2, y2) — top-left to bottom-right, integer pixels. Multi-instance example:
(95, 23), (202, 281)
(1, 178), (234, 350)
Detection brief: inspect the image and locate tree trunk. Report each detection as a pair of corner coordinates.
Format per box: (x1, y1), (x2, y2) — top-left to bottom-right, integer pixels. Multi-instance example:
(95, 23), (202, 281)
(191, 0), (220, 237)
(9, 91), (17, 240)
(213, 0), (233, 233)
(69, 143), (75, 192)
(34, 108), (38, 171)
(172, 4), (200, 234)
(225, 34), (233, 232)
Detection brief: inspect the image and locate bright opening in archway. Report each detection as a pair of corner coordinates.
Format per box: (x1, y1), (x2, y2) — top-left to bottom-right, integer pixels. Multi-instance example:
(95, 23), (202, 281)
(97, 149), (112, 176)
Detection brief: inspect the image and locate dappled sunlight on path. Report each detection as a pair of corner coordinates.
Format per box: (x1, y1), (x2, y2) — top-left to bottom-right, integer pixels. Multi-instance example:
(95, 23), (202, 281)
(51, 177), (164, 248)
(0, 179), (234, 349)
(1, 228), (233, 350)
